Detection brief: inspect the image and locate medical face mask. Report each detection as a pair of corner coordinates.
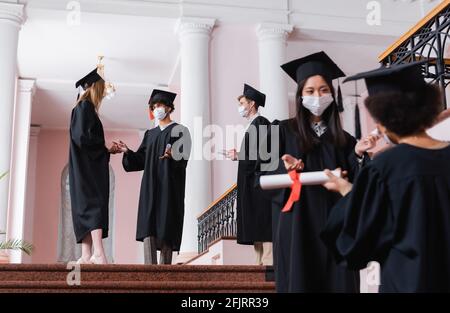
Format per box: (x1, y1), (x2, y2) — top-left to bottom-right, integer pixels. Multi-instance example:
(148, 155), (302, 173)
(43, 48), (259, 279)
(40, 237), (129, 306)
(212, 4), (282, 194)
(301, 94), (334, 116)
(154, 107), (167, 121)
(238, 105), (248, 118)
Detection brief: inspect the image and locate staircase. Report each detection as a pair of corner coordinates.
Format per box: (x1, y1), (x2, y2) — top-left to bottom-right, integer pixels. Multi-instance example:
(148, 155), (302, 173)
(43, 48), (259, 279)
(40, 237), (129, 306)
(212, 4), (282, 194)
(0, 264), (275, 293)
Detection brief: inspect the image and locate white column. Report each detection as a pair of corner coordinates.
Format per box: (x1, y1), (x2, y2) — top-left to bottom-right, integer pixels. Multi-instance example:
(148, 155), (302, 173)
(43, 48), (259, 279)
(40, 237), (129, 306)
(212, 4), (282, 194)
(0, 2), (24, 244)
(7, 79), (36, 263)
(256, 23), (293, 122)
(176, 17), (215, 262)
(22, 126), (40, 264)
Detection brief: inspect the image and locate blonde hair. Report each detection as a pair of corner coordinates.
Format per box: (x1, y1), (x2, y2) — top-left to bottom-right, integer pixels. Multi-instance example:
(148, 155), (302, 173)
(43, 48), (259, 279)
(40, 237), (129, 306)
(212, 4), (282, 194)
(76, 80), (106, 112)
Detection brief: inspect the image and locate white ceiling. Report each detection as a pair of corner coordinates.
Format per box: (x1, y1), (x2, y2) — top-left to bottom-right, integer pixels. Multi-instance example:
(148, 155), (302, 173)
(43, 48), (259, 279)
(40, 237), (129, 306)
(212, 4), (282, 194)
(18, 8), (180, 130)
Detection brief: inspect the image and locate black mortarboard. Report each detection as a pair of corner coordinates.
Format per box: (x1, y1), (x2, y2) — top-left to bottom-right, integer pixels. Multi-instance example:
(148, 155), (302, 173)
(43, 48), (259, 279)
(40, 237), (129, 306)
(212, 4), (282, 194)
(148, 89), (177, 107)
(75, 68), (104, 100)
(343, 60), (428, 96)
(75, 68), (104, 90)
(281, 51), (345, 84)
(243, 84), (266, 107)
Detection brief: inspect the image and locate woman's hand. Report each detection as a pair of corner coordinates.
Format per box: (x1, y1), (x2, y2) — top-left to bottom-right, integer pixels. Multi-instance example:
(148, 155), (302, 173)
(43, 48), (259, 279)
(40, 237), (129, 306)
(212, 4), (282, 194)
(355, 134), (379, 157)
(322, 169), (353, 196)
(115, 140), (129, 153)
(108, 142), (121, 154)
(281, 154), (304, 172)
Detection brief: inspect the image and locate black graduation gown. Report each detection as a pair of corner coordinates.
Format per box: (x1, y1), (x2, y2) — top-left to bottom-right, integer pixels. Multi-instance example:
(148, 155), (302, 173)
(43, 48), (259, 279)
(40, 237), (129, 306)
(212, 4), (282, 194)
(321, 143), (450, 292)
(122, 123), (191, 251)
(69, 100), (110, 243)
(257, 118), (363, 293)
(236, 115), (272, 245)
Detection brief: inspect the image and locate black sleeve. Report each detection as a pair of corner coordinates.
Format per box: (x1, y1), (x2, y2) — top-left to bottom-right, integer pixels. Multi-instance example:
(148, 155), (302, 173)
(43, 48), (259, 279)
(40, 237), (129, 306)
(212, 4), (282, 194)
(320, 165), (395, 270)
(253, 120), (288, 206)
(70, 101), (107, 160)
(122, 131), (148, 172)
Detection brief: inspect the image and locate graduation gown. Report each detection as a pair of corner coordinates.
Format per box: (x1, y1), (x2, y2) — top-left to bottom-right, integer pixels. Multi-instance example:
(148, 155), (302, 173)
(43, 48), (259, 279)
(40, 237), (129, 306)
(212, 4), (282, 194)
(321, 143), (450, 292)
(69, 100), (110, 243)
(122, 123), (190, 251)
(258, 118), (363, 293)
(236, 115), (272, 245)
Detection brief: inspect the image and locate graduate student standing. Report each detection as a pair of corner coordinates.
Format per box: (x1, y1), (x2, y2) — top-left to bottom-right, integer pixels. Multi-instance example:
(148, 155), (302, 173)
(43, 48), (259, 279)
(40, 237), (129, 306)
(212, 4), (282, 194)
(69, 68), (119, 265)
(258, 51), (377, 292)
(321, 61), (450, 292)
(225, 84), (272, 265)
(117, 90), (191, 265)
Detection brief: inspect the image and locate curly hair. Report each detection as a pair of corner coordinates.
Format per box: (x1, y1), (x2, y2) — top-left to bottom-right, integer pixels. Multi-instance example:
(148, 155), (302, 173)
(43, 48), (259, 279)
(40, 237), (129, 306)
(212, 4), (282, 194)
(364, 84), (443, 136)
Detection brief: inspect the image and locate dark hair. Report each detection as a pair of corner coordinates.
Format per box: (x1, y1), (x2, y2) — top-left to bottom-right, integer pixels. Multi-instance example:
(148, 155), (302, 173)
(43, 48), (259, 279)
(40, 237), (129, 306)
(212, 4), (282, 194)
(364, 84), (442, 137)
(149, 99), (175, 113)
(237, 95), (259, 109)
(290, 76), (347, 153)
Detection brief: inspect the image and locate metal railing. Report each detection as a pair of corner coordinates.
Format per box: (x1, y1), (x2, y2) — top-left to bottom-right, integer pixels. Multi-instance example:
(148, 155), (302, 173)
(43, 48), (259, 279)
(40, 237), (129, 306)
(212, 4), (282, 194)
(197, 184), (237, 254)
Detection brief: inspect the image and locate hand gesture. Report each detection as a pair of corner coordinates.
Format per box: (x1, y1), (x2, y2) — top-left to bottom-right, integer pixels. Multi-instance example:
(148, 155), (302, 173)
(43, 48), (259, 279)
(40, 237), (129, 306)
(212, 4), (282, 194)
(281, 154), (304, 172)
(322, 169), (352, 196)
(355, 134), (379, 157)
(226, 149), (238, 161)
(115, 140), (129, 153)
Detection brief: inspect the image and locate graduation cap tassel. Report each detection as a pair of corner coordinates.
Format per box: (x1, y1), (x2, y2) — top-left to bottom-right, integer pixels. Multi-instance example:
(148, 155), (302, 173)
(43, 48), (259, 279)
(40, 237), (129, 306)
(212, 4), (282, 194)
(354, 102), (362, 140)
(353, 80), (362, 140)
(336, 80), (344, 113)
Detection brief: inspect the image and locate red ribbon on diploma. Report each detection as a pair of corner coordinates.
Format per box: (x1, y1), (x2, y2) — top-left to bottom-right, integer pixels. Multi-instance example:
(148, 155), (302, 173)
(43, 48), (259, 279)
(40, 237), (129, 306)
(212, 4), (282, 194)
(281, 170), (302, 213)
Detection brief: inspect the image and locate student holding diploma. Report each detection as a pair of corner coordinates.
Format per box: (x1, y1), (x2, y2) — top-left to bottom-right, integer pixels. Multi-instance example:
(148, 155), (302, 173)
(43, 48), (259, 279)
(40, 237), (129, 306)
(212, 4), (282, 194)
(320, 61), (450, 292)
(257, 52), (377, 292)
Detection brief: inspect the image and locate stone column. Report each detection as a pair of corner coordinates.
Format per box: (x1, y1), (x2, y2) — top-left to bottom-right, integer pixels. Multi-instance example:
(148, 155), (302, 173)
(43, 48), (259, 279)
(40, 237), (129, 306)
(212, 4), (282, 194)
(176, 17), (215, 262)
(0, 1), (24, 246)
(256, 23), (293, 122)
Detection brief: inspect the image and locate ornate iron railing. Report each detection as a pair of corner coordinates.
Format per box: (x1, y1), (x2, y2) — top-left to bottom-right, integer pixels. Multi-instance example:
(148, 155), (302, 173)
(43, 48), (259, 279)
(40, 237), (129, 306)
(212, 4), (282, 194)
(197, 184), (237, 254)
(379, 0), (450, 108)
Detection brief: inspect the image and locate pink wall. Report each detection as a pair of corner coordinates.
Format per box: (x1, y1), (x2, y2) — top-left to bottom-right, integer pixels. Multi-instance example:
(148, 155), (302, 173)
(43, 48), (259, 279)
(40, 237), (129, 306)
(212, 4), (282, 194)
(210, 24), (260, 199)
(30, 128), (143, 264)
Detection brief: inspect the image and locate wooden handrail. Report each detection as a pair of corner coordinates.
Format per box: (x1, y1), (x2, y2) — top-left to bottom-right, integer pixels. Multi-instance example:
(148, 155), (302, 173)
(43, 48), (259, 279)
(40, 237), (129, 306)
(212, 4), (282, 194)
(197, 183), (237, 219)
(378, 0), (450, 62)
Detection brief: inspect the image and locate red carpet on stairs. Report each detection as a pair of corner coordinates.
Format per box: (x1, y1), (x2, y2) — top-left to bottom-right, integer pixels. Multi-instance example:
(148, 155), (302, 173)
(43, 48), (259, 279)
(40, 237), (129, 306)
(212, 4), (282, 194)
(0, 264), (275, 293)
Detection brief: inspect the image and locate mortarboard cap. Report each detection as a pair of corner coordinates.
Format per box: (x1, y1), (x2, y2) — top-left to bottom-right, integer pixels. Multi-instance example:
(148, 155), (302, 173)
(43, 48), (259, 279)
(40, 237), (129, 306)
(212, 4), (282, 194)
(148, 89), (177, 107)
(75, 68), (104, 90)
(243, 84), (266, 107)
(343, 60), (428, 96)
(281, 51), (345, 84)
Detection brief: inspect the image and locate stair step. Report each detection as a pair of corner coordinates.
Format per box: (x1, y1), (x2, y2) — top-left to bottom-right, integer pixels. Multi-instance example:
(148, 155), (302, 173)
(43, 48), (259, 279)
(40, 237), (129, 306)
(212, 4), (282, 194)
(0, 280), (275, 293)
(0, 264), (275, 293)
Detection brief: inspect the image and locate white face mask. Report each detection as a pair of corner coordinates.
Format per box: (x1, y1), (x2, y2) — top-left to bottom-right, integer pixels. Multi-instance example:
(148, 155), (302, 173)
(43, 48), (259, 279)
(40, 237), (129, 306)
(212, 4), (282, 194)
(302, 94), (334, 116)
(238, 105), (249, 118)
(383, 133), (397, 146)
(154, 107), (167, 121)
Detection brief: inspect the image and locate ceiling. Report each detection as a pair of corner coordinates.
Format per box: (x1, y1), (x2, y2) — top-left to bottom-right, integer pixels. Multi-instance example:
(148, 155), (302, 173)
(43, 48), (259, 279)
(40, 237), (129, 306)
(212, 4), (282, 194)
(18, 8), (180, 130)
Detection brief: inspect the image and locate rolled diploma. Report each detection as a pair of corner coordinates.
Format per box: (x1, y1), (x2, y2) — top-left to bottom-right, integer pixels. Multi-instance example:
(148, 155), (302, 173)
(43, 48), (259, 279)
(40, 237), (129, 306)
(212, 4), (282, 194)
(260, 169), (342, 190)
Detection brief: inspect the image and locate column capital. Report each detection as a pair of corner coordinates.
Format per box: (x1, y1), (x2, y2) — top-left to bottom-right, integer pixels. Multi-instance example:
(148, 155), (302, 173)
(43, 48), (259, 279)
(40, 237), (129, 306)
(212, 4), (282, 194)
(175, 17), (216, 37)
(256, 23), (293, 41)
(18, 79), (36, 96)
(0, 2), (25, 27)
